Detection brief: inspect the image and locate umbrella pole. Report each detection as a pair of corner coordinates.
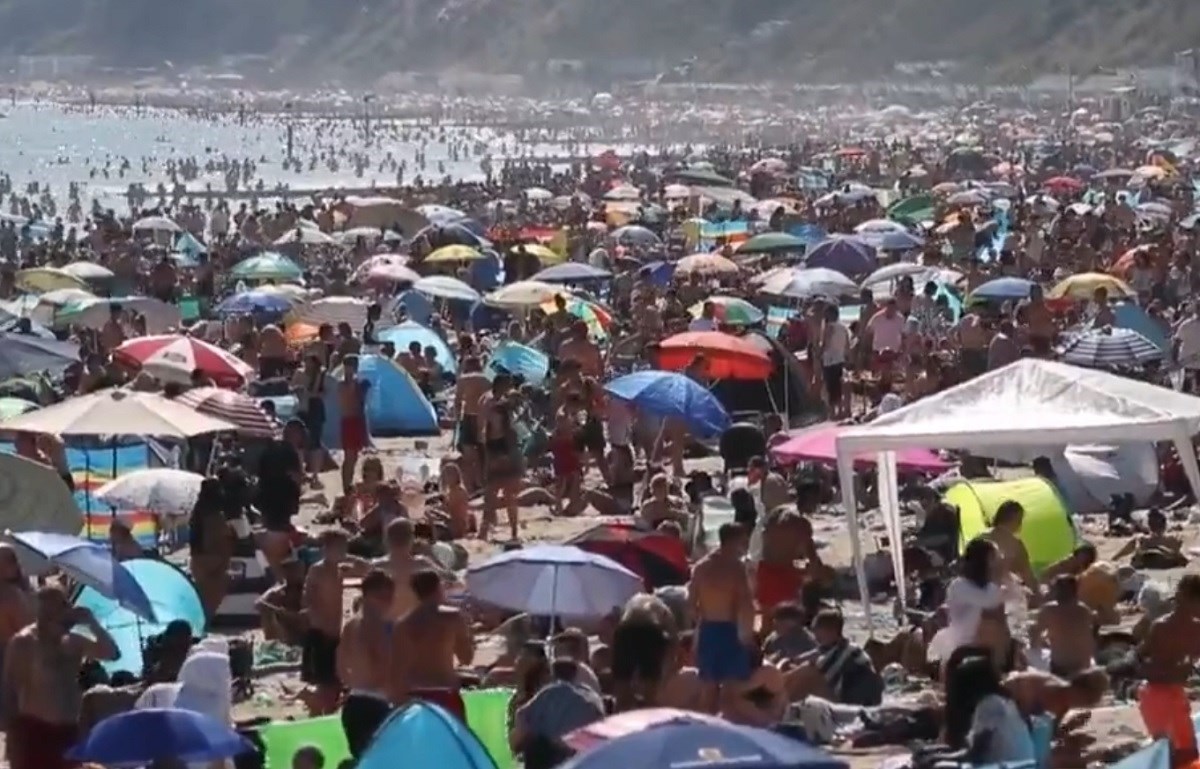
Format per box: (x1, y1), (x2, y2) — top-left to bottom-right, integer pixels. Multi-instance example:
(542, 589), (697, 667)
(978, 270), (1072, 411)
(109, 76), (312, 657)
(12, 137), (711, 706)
(548, 565), (559, 639)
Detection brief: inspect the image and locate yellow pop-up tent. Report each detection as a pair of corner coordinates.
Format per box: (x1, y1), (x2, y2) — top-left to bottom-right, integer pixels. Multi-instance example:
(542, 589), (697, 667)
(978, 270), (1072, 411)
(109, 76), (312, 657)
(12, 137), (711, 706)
(945, 476), (1077, 575)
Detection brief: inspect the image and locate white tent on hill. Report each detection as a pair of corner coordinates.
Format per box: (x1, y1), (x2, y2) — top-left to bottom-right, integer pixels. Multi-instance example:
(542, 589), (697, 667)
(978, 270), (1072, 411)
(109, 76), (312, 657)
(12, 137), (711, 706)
(835, 359), (1200, 622)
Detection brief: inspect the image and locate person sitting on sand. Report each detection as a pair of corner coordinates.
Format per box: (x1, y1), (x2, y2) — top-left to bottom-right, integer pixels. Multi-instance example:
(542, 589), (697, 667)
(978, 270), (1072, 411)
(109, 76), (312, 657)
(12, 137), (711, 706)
(1112, 509), (1187, 570)
(425, 461), (473, 540)
(640, 473), (686, 529)
(1030, 575), (1097, 679)
(256, 557), (306, 646)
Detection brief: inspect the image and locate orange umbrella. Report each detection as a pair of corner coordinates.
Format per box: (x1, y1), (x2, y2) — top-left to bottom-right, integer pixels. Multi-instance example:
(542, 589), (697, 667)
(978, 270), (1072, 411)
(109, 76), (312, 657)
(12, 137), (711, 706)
(1109, 244), (1156, 278)
(656, 331), (772, 379)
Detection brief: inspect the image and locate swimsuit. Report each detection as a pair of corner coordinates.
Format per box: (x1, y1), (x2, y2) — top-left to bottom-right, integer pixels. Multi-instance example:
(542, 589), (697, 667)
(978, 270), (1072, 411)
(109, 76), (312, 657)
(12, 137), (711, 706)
(342, 690), (393, 758)
(695, 620), (751, 683)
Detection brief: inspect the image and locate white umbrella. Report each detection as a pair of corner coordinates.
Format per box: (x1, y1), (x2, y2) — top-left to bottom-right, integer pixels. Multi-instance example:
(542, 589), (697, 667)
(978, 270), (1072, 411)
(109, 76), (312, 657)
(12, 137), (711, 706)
(485, 280), (562, 309)
(524, 187), (554, 202)
(604, 184), (642, 201)
(1, 388), (235, 438)
(289, 296), (371, 331)
(759, 267), (858, 300)
(413, 275), (481, 303)
(61, 262), (115, 281)
(337, 227), (385, 244)
(465, 545), (642, 620)
(95, 469), (205, 518)
(57, 296), (182, 334)
(274, 227), (336, 246)
(854, 218), (907, 236)
(132, 216), (181, 234)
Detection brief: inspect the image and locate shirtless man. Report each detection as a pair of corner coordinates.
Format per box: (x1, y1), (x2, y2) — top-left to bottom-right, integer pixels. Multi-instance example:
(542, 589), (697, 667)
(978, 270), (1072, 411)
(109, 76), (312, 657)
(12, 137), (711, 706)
(337, 570), (396, 759)
(639, 473), (685, 528)
(1113, 509), (1186, 568)
(984, 500), (1040, 601)
(453, 356), (489, 493)
(688, 523), (755, 713)
(301, 530), (369, 715)
(0, 545), (32, 719)
(560, 320), (603, 378)
(339, 355), (370, 494)
(1031, 575), (1096, 678)
(388, 570), (474, 720)
(952, 307), (991, 378)
(375, 519), (444, 621)
(3, 584), (119, 769)
(1137, 574), (1200, 767)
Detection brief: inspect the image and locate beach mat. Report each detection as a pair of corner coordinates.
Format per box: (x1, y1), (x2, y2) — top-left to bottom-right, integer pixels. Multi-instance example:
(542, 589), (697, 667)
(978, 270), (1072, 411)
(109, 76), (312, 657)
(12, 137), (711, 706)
(260, 689), (516, 769)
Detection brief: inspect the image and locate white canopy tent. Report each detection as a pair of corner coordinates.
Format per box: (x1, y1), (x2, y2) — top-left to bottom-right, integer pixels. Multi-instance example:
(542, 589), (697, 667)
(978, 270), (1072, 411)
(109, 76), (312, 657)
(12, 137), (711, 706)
(835, 359), (1200, 624)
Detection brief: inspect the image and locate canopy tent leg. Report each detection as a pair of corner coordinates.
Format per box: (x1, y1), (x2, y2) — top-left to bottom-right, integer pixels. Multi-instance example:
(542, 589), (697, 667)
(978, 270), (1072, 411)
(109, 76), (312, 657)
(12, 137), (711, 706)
(837, 451), (874, 635)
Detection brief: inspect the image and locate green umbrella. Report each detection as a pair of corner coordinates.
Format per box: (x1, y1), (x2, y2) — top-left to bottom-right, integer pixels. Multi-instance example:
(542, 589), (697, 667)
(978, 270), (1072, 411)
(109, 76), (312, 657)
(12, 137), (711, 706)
(669, 167), (735, 187)
(690, 296), (764, 326)
(735, 232), (807, 255)
(231, 252), (304, 282)
(887, 194), (935, 224)
(0, 396), (39, 421)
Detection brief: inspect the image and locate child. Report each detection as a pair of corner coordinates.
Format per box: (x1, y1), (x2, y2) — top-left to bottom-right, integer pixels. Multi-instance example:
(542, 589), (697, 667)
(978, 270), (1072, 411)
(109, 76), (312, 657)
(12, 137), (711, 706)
(292, 745), (324, 769)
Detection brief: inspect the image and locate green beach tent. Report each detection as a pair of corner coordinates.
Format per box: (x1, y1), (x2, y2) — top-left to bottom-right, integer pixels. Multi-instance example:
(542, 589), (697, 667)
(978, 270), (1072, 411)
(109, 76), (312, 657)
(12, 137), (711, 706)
(945, 476), (1077, 575)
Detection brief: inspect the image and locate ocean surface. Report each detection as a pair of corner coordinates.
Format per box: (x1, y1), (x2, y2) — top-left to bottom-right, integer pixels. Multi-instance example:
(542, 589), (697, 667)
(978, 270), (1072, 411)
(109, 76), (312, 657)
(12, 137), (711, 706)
(0, 101), (640, 210)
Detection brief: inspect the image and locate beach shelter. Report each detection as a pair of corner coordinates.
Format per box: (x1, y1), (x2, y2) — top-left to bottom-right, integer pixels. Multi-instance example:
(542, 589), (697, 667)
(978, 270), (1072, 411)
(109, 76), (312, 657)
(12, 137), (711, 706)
(321, 355), (438, 448)
(74, 558), (205, 675)
(378, 321), (458, 375)
(358, 702), (496, 769)
(945, 476), (1076, 574)
(835, 359), (1200, 623)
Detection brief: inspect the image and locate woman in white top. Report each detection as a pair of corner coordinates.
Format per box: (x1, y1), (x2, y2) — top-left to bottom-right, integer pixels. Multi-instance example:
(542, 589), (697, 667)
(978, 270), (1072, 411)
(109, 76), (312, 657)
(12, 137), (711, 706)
(136, 648), (234, 768)
(930, 538), (1007, 668)
(818, 304), (851, 418)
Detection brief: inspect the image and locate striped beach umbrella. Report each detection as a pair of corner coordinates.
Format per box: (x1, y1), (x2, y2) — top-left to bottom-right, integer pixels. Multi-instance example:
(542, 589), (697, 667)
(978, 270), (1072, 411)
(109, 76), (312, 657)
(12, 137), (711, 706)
(1058, 327), (1162, 369)
(176, 387), (278, 438)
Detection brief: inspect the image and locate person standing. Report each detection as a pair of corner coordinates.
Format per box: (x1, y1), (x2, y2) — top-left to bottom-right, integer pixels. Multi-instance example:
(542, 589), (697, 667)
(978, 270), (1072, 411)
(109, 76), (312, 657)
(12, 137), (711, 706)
(388, 570), (474, 719)
(338, 355), (370, 495)
(688, 523), (755, 713)
(338, 570), (396, 758)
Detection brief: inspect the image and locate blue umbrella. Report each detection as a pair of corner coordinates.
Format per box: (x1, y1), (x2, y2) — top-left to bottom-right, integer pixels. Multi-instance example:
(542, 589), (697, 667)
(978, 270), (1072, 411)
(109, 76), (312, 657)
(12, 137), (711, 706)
(858, 230), (924, 251)
(10, 531), (156, 621)
(805, 235), (877, 276)
(969, 277), (1035, 302)
(1112, 302), (1168, 351)
(611, 224), (661, 247)
(606, 371), (730, 437)
(414, 222), (488, 250)
(0, 307), (54, 339)
(557, 719), (847, 769)
(0, 331), (80, 379)
(69, 708), (253, 767)
(379, 321), (457, 374)
(1059, 327), (1163, 368)
(488, 341), (549, 387)
(215, 290), (294, 318)
(533, 262), (613, 283)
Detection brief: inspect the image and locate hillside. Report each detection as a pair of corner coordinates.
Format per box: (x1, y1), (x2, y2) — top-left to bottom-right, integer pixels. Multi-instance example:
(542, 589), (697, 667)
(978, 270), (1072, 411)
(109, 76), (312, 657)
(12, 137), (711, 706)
(1, 0), (1197, 84)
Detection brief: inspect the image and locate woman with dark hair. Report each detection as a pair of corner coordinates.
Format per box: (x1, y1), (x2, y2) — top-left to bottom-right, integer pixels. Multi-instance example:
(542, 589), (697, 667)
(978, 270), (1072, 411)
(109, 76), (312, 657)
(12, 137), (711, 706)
(189, 477), (232, 618)
(929, 537), (1010, 672)
(941, 654), (1035, 764)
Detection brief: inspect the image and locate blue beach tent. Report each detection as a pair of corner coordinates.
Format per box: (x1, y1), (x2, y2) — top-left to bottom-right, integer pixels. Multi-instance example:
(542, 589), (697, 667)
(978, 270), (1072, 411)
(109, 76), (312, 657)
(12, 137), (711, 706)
(358, 702), (496, 769)
(322, 355), (439, 447)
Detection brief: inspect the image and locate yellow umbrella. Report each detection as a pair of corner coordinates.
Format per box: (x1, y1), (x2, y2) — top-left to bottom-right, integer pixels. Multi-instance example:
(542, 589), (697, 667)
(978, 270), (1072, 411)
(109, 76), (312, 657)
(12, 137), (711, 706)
(426, 244), (483, 263)
(1047, 272), (1135, 301)
(510, 243), (563, 265)
(15, 267), (89, 295)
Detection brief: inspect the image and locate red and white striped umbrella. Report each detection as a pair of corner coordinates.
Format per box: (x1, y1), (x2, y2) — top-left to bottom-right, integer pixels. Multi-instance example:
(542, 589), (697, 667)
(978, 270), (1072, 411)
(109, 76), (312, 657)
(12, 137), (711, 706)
(176, 387), (279, 438)
(115, 335), (254, 388)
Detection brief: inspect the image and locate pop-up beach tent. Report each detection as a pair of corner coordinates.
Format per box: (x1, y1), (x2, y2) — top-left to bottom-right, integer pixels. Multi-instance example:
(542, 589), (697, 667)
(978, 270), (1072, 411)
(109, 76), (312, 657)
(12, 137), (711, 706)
(835, 359), (1200, 624)
(945, 476), (1077, 574)
(322, 354), (439, 447)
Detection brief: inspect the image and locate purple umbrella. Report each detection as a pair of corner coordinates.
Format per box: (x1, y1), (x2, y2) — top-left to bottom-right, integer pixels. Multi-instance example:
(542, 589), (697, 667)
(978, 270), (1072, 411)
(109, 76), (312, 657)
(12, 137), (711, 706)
(805, 235), (877, 277)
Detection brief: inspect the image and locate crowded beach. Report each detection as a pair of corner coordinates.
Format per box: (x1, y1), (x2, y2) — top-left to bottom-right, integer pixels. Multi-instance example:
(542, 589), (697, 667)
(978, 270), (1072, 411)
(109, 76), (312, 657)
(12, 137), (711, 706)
(2, 86), (1200, 769)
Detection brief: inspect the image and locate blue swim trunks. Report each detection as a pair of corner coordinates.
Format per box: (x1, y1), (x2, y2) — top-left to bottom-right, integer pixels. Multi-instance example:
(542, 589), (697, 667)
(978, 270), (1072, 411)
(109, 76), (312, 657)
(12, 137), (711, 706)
(695, 620), (751, 682)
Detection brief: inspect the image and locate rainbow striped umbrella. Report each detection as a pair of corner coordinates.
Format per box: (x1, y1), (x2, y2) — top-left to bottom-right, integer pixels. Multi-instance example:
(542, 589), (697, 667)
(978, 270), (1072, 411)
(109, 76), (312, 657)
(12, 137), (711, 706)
(689, 296), (764, 326)
(541, 296), (614, 339)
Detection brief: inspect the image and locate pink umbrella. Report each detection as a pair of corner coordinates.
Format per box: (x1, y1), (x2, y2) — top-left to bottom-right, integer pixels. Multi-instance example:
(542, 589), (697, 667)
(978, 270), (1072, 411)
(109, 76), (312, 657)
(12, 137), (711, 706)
(770, 422), (951, 471)
(563, 708), (727, 752)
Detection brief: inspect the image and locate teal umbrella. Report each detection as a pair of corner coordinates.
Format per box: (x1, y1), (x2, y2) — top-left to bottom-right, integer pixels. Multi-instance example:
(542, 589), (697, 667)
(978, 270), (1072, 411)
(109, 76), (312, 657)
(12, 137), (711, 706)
(735, 232), (808, 255)
(231, 252), (303, 282)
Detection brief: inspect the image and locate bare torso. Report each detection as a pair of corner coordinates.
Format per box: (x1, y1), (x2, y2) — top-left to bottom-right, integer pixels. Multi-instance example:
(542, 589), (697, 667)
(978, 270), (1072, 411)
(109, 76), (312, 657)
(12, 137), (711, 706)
(690, 553), (753, 638)
(338, 613), (391, 694)
(6, 628), (85, 724)
(388, 604), (472, 700)
(303, 560), (345, 637)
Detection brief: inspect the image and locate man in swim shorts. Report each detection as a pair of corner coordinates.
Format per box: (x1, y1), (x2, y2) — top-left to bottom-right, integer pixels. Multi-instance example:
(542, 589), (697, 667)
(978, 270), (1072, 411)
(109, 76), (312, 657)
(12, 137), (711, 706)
(688, 523), (755, 713)
(1137, 573), (1200, 766)
(338, 355), (370, 495)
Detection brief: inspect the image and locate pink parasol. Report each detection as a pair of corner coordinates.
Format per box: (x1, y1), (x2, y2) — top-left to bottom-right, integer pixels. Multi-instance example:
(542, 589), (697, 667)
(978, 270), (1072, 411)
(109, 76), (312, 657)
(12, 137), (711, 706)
(770, 422), (951, 471)
(562, 708), (727, 752)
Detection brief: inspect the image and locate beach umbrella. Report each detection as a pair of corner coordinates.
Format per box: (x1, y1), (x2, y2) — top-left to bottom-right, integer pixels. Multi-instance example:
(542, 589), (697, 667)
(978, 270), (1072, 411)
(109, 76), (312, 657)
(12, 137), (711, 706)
(255, 283), (311, 302)
(564, 709), (729, 752)
(68, 708), (252, 767)
(1112, 302), (1168, 351)
(1048, 272), (1135, 301)
(175, 387), (279, 439)
(946, 189), (988, 206)
(523, 186), (554, 202)
(969, 277), (1035, 302)
(688, 297), (764, 326)
(412, 275), (481, 303)
(484, 280), (562, 309)
(1, 388), (234, 438)
(509, 243), (564, 265)
(1058, 327), (1163, 369)
(426, 244), (483, 264)
(273, 227), (336, 246)
(215, 290), (295, 318)
(556, 718), (847, 769)
(759, 267), (857, 300)
(804, 235), (877, 276)
(606, 371), (730, 437)
(771, 422), (950, 471)
(854, 218), (907, 236)
(610, 225), (661, 247)
(604, 184), (642, 201)
(669, 167), (735, 187)
(887, 194), (936, 224)
(95, 468), (206, 518)
(414, 222), (487, 250)
(337, 226), (388, 244)
(231, 253), (303, 282)
(540, 297), (614, 339)
(466, 545), (641, 620)
(57, 296), (182, 335)
(1043, 176), (1084, 193)
(674, 252), (740, 277)
(366, 261), (422, 285)
(8, 531), (156, 620)
(0, 396), (39, 421)
(378, 322), (457, 373)
(734, 232), (807, 255)
(114, 335), (254, 388)
(61, 262), (115, 281)
(289, 296), (372, 331)
(15, 267), (89, 294)
(657, 331), (773, 380)
(533, 262), (612, 283)
(352, 254), (411, 281)
(0, 332), (80, 379)
(1095, 168), (1135, 180)
(132, 216), (182, 234)
(859, 230), (924, 251)
(415, 203), (465, 223)
(861, 262), (934, 288)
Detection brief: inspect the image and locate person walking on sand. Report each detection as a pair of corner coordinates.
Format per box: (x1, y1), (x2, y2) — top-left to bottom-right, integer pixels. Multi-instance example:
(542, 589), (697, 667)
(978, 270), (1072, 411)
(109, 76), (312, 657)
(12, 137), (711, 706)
(688, 523), (755, 714)
(388, 570), (474, 720)
(3, 584), (119, 769)
(338, 570), (396, 759)
(338, 354), (370, 495)
(1137, 573), (1200, 767)
(301, 530), (370, 715)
